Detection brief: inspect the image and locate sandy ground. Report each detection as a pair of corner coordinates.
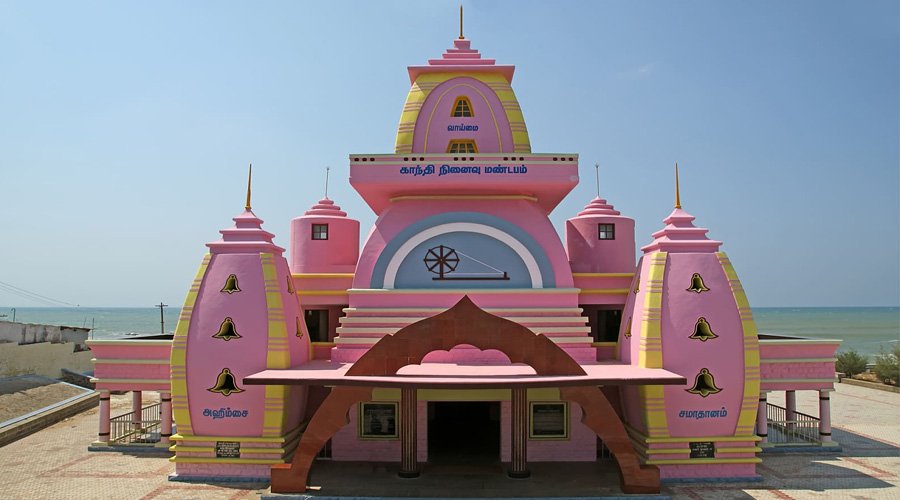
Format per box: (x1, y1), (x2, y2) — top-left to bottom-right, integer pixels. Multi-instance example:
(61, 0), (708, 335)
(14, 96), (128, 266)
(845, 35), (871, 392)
(0, 375), (91, 423)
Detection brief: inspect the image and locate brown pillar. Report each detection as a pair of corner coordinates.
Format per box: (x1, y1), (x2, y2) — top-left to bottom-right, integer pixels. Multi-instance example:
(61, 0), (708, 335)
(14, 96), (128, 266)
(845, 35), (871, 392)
(508, 387), (530, 478)
(398, 387), (419, 478)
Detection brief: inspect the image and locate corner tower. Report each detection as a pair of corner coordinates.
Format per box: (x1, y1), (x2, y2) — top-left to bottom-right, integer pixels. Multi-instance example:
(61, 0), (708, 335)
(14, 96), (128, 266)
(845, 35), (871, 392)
(618, 167), (761, 480)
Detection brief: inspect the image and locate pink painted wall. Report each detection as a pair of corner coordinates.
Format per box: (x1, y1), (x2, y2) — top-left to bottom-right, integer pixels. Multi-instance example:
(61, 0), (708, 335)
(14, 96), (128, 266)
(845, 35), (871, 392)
(411, 77), (514, 154)
(659, 253), (746, 438)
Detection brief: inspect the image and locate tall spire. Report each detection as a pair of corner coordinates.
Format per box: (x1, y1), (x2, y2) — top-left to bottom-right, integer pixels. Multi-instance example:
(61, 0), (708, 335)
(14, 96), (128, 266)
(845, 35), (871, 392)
(245, 163), (253, 211)
(324, 166), (331, 200)
(594, 163), (600, 198)
(674, 162), (682, 209)
(459, 5), (464, 39)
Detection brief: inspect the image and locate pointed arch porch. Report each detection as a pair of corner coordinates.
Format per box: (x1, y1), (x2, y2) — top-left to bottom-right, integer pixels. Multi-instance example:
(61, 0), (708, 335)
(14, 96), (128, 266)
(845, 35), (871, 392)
(247, 296), (668, 495)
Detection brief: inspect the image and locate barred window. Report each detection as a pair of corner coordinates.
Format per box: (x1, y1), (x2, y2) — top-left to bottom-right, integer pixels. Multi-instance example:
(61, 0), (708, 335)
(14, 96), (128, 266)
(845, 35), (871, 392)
(447, 140), (478, 154)
(598, 223), (615, 240)
(452, 97), (473, 117)
(312, 224), (329, 240)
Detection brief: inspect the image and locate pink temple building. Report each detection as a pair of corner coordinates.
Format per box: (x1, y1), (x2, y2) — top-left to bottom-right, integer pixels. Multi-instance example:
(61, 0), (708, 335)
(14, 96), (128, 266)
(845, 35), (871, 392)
(88, 20), (840, 496)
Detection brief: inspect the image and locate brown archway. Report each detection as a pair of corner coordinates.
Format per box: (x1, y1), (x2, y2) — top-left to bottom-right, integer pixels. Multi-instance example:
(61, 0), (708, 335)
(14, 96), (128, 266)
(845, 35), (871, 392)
(271, 296), (659, 494)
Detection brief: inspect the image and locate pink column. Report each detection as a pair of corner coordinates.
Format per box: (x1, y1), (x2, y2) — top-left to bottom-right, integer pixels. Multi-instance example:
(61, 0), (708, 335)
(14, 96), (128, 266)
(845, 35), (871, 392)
(756, 392), (768, 444)
(785, 390), (796, 428)
(818, 389), (832, 443)
(160, 391), (172, 444)
(98, 390), (111, 444)
(132, 391), (143, 430)
(508, 387), (530, 478)
(399, 387), (419, 478)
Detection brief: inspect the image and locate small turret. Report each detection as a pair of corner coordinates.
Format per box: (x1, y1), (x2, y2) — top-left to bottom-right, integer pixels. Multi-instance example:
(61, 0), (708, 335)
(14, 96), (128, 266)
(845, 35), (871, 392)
(289, 197), (359, 274)
(565, 196), (635, 273)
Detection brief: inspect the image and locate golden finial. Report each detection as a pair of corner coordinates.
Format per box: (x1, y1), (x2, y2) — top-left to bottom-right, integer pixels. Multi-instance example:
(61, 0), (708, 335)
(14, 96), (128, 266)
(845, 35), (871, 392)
(459, 5), (464, 39)
(324, 166), (330, 199)
(674, 162), (682, 209)
(245, 163), (252, 211)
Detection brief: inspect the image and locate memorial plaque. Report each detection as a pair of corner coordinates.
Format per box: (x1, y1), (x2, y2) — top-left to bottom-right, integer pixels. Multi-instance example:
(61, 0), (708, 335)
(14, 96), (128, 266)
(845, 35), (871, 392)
(530, 402), (568, 439)
(359, 402), (398, 439)
(689, 441), (715, 459)
(215, 441), (241, 458)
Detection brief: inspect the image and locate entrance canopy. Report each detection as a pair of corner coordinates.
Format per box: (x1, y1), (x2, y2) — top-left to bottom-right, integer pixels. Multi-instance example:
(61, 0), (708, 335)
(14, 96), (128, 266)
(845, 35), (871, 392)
(243, 360), (685, 389)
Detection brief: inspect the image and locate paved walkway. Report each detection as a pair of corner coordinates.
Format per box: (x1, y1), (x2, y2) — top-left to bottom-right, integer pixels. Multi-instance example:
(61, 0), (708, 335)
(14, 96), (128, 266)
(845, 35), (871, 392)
(0, 383), (897, 499)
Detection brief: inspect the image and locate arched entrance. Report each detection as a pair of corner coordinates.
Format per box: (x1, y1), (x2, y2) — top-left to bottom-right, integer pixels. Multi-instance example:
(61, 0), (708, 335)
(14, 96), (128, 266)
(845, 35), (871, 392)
(270, 296), (659, 494)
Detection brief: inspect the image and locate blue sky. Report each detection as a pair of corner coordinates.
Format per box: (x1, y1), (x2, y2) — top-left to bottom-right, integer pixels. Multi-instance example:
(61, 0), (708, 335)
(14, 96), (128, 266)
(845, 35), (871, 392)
(0, 0), (897, 307)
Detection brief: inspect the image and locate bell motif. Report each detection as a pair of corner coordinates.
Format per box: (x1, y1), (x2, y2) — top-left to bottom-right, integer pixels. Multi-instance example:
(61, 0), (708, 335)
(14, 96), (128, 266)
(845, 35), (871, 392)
(686, 273), (710, 293)
(286, 275), (295, 295)
(296, 316), (304, 338)
(220, 274), (241, 294)
(685, 368), (721, 397)
(623, 317), (632, 338)
(688, 317), (718, 342)
(208, 368), (244, 396)
(212, 317), (242, 341)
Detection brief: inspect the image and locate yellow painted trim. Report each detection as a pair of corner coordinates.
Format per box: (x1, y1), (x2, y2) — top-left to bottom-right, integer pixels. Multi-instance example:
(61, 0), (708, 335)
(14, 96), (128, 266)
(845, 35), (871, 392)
(578, 289), (630, 295)
(169, 457), (286, 464)
(643, 448), (690, 454)
(717, 251), (762, 437)
(292, 273), (355, 279)
(261, 253), (290, 437)
(91, 358), (170, 365)
(572, 273), (635, 278)
(310, 342), (336, 347)
(172, 426), (302, 444)
(591, 342), (617, 347)
(170, 254), (212, 436)
(717, 447), (763, 453)
(638, 252), (668, 438)
(390, 195), (538, 203)
(626, 425), (761, 443)
(450, 96), (474, 118)
(296, 290), (349, 296)
(417, 388), (511, 401)
(372, 388), (401, 400)
(646, 457), (762, 465)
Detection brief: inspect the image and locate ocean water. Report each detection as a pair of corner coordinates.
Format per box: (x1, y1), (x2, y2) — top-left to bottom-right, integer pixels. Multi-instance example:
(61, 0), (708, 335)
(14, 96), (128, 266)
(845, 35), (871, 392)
(2, 306), (897, 360)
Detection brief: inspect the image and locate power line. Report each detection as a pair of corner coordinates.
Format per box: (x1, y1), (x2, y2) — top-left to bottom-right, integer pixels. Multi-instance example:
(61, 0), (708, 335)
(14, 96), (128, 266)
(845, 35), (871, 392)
(0, 279), (80, 307)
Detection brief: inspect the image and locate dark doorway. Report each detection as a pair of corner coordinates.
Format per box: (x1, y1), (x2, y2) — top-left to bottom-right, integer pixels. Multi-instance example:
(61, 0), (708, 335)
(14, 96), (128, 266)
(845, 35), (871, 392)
(427, 401), (500, 464)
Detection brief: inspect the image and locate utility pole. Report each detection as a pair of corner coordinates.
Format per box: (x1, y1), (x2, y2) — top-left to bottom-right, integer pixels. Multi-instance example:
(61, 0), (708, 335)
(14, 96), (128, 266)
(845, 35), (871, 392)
(156, 302), (168, 334)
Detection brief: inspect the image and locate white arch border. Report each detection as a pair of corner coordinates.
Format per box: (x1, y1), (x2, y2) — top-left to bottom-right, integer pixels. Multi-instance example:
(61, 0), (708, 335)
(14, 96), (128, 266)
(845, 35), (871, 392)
(382, 222), (543, 289)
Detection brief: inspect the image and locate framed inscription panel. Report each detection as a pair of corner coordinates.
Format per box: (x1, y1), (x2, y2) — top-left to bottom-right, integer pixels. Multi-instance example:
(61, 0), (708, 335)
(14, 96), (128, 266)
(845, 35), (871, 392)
(358, 402), (399, 439)
(529, 402), (568, 439)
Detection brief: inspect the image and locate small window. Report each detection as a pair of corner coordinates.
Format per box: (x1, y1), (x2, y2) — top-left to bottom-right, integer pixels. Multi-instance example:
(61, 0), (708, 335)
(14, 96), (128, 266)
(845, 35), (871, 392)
(447, 139), (478, 154)
(598, 223), (615, 240)
(451, 96), (473, 117)
(304, 309), (329, 342)
(312, 224), (329, 240)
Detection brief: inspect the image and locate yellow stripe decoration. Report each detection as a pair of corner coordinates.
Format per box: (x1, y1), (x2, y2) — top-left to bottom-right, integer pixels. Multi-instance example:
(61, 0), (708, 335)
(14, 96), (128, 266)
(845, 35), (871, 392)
(170, 253), (211, 437)
(717, 252), (762, 437)
(260, 253), (289, 437)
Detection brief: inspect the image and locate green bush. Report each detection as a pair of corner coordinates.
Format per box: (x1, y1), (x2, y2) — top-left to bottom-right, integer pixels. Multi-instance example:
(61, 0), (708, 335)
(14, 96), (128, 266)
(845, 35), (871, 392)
(873, 344), (900, 385)
(836, 349), (869, 377)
